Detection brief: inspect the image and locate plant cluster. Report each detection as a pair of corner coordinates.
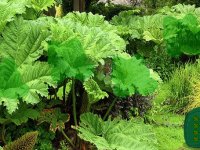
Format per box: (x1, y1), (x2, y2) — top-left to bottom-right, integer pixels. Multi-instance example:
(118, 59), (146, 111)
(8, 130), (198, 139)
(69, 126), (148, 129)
(1, 1), (200, 149)
(0, 0), (159, 149)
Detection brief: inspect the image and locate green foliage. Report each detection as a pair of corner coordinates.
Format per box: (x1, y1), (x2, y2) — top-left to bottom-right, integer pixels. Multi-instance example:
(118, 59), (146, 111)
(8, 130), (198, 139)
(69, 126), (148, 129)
(38, 108), (69, 132)
(35, 125), (55, 150)
(0, 18), (55, 114)
(48, 38), (96, 81)
(88, 3), (134, 20)
(163, 13), (200, 56)
(0, 58), (29, 114)
(153, 125), (185, 150)
(147, 113), (188, 150)
(56, 80), (72, 100)
(111, 11), (164, 43)
(58, 140), (70, 150)
(154, 61), (200, 113)
(0, 103), (40, 125)
(0, 17), (49, 66)
(185, 78), (200, 112)
(111, 56), (158, 97)
(143, 0), (176, 9)
(0, 0), (28, 32)
(50, 16), (126, 63)
(83, 79), (108, 104)
(77, 112), (158, 150)
(151, 113), (184, 126)
(0, 3), (191, 150)
(111, 10), (141, 38)
(159, 4), (200, 19)
(3, 131), (38, 150)
(31, 0), (55, 11)
(21, 62), (56, 103)
(64, 12), (115, 32)
(145, 46), (177, 81)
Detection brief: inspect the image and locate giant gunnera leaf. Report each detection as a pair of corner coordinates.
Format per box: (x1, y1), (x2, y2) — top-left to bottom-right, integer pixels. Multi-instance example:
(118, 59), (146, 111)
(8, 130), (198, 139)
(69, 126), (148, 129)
(64, 12), (116, 32)
(50, 18), (126, 64)
(0, 0), (29, 33)
(0, 17), (55, 114)
(163, 13), (200, 56)
(0, 58), (29, 114)
(31, 0), (55, 11)
(48, 38), (96, 81)
(77, 113), (158, 150)
(111, 57), (158, 97)
(0, 17), (49, 67)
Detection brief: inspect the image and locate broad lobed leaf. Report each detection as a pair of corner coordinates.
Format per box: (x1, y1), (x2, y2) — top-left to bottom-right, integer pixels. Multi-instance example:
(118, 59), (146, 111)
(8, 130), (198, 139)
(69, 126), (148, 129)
(48, 38), (96, 81)
(77, 113), (158, 150)
(111, 56), (158, 97)
(0, 17), (55, 114)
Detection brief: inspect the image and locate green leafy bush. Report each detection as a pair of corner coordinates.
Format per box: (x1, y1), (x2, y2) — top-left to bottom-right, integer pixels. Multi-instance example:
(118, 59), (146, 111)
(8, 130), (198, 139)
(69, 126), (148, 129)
(163, 13), (200, 56)
(144, 46), (177, 80)
(154, 61), (200, 113)
(0, 2), (174, 150)
(111, 12), (164, 44)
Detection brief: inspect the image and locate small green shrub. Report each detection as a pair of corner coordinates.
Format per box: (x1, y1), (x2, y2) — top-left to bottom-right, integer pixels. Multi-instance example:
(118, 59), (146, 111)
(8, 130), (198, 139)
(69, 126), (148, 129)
(145, 46), (177, 81)
(154, 61), (200, 113)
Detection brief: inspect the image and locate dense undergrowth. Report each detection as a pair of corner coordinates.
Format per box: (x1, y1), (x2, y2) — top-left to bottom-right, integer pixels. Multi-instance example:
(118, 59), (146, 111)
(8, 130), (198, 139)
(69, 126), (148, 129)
(0, 0), (200, 150)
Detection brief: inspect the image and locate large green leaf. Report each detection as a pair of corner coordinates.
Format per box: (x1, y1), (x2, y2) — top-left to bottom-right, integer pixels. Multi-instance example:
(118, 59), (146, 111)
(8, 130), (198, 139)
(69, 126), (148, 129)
(21, 62), (56, 104)
(0, 17), (49, 67)
(163, 13), (200, 56)
(111, 56), (158, 97)
(0, 0), (29, 32)
(0, 58), (29, 114)
(0, 18), (55, 114)
(111, 11), (164, 43)
(48, 38), (96, 81)
(77, 113), (158, 150)
(50, 18), (126, 63)
(64, 12), (116, 32)
(0, 60), (55, 114)
(31, 0), (55, 11)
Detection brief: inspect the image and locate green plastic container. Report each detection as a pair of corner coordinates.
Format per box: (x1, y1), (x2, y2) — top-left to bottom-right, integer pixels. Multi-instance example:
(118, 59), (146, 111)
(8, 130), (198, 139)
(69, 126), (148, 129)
(184, 107), (200, 148)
